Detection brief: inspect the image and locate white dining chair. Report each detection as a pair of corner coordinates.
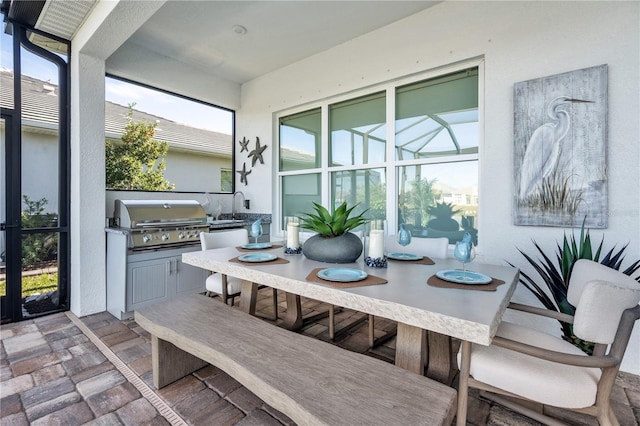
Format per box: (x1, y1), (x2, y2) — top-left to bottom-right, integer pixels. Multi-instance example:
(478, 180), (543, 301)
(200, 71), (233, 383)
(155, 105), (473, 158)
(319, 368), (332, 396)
(456, 259), (640, 426)
(200, 229), (278, 320)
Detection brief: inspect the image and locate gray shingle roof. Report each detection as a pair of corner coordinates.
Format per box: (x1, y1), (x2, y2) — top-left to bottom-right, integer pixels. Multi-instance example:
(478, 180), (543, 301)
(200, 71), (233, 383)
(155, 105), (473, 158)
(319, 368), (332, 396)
(1, 69), (232, 158)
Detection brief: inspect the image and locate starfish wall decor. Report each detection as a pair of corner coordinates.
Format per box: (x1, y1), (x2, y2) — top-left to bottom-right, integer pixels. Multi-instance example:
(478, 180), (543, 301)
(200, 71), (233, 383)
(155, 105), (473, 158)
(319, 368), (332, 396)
(237, 162), (251, 186)
(248, 137), (267, 167)
(235, 137), (267, 187)
(239, 136), (250, 153)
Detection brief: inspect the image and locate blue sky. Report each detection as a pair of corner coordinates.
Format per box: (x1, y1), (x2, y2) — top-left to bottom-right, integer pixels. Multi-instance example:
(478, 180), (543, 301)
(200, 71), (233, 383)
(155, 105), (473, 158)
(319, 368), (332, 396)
(105, 77), (233, 134)
(1, 29), (233, 135)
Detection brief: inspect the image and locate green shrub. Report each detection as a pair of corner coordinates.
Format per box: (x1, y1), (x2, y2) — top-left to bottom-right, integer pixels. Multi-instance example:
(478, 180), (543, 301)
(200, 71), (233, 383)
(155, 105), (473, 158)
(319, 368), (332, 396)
(21, 196), (58, 269)
(510, 219), (640, 354)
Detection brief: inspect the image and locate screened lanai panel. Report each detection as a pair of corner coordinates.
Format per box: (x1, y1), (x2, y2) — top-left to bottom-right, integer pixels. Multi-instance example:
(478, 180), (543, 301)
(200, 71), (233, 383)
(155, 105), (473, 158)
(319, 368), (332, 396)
(330, 92), (386, 167)
(395, 68), (478, 160)
(331, 167), (386, 221)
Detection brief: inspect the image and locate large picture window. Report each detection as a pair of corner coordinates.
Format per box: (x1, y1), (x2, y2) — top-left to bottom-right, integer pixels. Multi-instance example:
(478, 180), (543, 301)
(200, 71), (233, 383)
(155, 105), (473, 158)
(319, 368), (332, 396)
(105, 76), (235, 193)
(277, 63), (480, 244)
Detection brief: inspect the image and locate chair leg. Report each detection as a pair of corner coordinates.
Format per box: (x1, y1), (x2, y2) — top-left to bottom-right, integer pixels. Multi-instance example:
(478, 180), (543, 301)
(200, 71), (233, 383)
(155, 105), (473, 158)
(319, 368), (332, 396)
(456, 340), (471, 426)
(270, 288), (278, 321)
(368, 315), (375, 347)
(329, 305), (335, 339)
(599, 405), (619, 426)
(221, 274), (232, 306)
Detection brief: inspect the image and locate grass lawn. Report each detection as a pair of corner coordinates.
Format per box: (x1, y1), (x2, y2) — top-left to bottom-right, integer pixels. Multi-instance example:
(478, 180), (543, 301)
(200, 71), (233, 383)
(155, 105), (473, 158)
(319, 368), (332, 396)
(0, 273), (58, 298)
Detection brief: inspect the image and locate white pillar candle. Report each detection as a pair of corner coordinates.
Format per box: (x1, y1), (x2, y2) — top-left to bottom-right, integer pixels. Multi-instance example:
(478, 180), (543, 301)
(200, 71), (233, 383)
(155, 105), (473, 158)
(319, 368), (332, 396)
(287, 223), (300, 248)
(368, 229), (385, 259)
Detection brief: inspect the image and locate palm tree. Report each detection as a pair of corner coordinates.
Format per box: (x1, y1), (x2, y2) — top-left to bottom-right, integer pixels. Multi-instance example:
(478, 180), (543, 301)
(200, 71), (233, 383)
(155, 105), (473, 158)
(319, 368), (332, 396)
(406, 177), (439, 226)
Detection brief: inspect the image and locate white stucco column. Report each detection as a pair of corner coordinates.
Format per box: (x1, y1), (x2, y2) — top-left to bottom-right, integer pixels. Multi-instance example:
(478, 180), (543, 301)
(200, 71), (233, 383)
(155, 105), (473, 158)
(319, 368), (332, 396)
(69, 0), (165, 316)
(69, 53), (106, 316)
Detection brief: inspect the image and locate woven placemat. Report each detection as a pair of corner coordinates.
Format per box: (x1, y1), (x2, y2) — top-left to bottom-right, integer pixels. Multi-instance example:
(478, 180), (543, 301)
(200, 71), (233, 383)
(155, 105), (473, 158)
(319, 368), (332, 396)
(306, 268), (388, 289)
(235, 244), (283, 252)
(427, 274), (505, 291)
(229, 256), (290, 265)
(387, 256), (435, 265)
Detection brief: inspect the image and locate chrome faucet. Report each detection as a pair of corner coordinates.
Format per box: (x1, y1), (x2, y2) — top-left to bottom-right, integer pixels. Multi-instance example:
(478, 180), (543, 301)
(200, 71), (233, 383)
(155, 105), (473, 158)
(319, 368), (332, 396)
(232, 191), (245, 220)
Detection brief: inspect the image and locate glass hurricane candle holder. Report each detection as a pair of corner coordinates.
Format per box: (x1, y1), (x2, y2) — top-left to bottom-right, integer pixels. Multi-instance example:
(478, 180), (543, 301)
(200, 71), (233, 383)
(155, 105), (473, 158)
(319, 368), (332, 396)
(284, 216), (302, 255)
(365, 219), (387, 268)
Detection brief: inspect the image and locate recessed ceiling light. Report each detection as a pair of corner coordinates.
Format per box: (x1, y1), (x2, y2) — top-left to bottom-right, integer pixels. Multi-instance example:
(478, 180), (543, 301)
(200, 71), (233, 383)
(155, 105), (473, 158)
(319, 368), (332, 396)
(232, 25), (247, 35)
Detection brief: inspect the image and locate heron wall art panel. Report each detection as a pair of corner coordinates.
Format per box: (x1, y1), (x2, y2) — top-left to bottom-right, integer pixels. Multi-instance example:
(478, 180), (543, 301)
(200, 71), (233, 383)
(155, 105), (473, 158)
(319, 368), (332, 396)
(513, 64), (607, 228)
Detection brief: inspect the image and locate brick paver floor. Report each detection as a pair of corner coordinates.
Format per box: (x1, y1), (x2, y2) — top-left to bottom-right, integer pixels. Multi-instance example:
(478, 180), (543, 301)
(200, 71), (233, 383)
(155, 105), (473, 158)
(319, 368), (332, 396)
(2, 288), (639, 425)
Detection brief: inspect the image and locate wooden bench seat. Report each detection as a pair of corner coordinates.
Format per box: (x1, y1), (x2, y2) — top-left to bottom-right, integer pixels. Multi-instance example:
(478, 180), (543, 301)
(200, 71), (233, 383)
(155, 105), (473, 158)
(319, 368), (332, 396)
(135, 293), (457, 426)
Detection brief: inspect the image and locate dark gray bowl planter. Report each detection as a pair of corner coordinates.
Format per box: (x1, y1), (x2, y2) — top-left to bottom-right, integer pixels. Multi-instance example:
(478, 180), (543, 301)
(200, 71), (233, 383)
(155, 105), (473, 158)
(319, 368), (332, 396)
(302, 232), (363, 263)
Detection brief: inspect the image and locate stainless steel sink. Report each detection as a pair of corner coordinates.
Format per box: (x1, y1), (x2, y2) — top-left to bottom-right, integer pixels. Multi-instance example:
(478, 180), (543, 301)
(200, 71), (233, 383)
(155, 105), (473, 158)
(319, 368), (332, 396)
(208, 219), (246, 224)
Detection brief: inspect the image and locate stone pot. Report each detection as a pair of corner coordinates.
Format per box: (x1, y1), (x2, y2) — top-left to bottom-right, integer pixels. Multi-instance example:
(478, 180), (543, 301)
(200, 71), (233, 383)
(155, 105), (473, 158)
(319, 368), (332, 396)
(302, 232), (363, 263)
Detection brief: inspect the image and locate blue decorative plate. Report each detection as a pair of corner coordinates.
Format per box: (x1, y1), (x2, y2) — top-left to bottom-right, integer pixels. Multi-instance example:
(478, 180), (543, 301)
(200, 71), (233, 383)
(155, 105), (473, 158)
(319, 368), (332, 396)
(238, 253), (278, 263)
(241, 242), (273, 249)
(435, 270), (492, 285)
(387, 252), (423, 261)
(317, 268), (368, 282)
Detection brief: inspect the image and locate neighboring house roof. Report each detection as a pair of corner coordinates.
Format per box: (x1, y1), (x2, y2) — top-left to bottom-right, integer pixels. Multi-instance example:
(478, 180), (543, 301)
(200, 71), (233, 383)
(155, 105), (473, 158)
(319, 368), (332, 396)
(0, 69), (232, 158)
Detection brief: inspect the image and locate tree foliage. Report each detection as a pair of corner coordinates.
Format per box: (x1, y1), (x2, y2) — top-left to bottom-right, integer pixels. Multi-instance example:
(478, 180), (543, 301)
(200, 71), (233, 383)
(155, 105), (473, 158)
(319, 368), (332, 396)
(405, 177), (440, 226)
(106, 105), (174, 191)
(21, 196), (57, 269)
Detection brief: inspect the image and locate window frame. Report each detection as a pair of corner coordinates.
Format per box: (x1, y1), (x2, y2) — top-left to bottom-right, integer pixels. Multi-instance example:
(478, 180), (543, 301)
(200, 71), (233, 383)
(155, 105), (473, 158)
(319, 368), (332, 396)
(275, 58), (484, 243)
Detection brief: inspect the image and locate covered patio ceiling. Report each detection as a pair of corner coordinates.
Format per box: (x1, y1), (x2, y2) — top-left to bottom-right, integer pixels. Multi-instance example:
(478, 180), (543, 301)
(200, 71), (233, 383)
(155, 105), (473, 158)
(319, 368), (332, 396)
(3, 0), (440, 85)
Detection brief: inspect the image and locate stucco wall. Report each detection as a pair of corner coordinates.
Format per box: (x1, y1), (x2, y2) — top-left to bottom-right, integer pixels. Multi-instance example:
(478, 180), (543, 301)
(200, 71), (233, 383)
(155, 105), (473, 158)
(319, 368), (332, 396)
(236, 1), (640, 373)
(19, 131), (60, 211)
(163, 151), (230, 193)
(11, 128), (231, 215)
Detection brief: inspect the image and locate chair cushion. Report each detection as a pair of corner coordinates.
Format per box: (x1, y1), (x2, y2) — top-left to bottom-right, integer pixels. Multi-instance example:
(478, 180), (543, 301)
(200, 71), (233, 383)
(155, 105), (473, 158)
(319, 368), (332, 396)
(568, 259), (638, 306)
(573, 280), (640, 344)
(459, 321), (601, 408)
(205, 273), (243, 296)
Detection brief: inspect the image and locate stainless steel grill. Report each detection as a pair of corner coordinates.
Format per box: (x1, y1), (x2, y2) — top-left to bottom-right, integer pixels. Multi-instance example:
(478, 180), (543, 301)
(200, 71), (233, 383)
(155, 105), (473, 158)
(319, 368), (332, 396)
(113, 199), (208, 251)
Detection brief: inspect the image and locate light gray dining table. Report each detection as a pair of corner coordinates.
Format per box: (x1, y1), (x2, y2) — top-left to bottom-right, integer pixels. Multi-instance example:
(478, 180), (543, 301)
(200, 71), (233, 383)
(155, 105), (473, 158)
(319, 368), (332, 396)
(182, 246), (519, 384)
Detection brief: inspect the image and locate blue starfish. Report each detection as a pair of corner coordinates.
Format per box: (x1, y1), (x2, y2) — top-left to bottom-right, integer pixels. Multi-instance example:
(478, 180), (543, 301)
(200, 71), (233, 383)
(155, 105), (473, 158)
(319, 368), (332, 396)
(248, 137), (267, 167)
(236, 162), (251, 186)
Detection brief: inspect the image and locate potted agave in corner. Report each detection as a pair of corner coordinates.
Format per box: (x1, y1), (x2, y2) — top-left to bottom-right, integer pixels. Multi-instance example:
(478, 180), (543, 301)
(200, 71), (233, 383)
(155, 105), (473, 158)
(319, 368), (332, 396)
(300, 201), (368, 263)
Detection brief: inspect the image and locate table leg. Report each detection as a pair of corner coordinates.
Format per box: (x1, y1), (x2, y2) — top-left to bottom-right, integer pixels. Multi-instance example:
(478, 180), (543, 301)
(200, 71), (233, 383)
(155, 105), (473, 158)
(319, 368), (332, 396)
(395, 322), (426, 375)
(426, 331), (455, 385)
(281, 292), (303, 330)
(240, 280), (258, 315)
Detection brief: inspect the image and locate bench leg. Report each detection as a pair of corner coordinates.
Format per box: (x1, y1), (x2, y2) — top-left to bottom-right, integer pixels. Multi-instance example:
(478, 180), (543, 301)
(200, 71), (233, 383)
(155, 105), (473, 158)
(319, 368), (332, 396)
(152, 335), (208, 389)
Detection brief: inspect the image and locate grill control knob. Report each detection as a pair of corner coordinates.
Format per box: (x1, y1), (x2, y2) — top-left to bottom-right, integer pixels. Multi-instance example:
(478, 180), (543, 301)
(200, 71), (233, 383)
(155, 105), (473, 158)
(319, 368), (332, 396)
(178, 232), (185, 239)
(142, 234), (152, 243)
(161, 233), (169, 241)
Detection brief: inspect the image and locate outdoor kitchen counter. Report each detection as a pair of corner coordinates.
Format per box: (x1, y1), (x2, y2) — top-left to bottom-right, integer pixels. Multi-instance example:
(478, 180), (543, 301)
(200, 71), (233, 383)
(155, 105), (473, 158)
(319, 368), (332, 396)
(104, 227), (130, 235)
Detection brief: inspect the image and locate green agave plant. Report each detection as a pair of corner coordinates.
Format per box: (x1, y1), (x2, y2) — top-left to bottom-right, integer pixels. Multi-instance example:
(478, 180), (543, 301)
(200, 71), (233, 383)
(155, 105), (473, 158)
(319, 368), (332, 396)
(300, 201), (368, 237)
(510, 219), (640, 355)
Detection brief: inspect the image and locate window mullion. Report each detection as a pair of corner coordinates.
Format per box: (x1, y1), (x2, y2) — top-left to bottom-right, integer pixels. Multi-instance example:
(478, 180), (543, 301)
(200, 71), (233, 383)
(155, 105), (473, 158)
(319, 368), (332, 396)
(386, 86), (397, 233)
(321, 103), (330, 208)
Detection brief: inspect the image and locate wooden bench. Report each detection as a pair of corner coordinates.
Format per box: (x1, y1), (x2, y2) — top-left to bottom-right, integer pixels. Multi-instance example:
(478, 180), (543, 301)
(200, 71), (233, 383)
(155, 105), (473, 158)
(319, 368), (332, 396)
(135, 293), (457, 426)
